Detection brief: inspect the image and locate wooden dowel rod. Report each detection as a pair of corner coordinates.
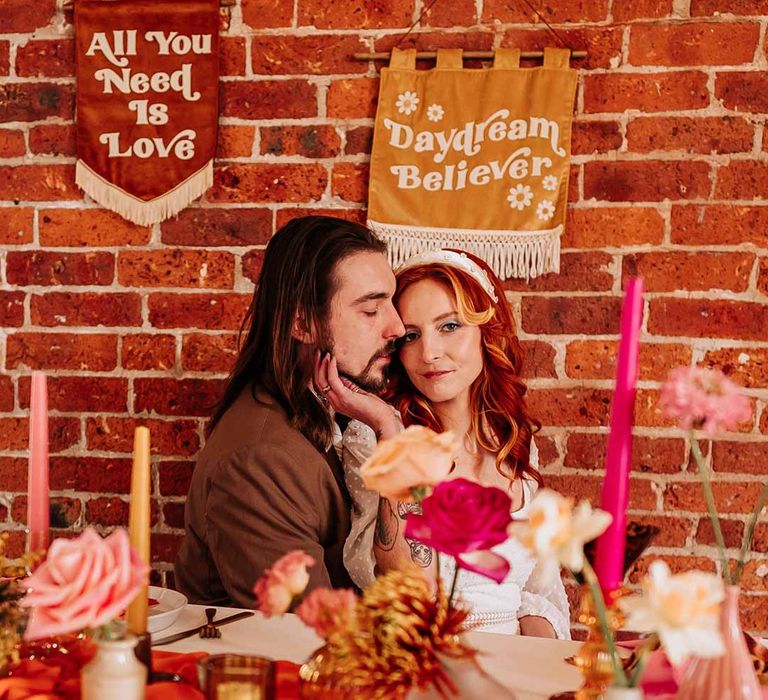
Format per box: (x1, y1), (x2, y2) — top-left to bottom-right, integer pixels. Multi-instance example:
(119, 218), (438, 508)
(353, 50), (588, 60)
(63, 0), (235, 8)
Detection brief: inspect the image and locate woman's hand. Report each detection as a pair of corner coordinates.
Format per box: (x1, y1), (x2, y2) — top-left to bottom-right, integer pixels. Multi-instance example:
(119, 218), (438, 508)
(519, 615), (557, 638)
(313, 351), (400, 440)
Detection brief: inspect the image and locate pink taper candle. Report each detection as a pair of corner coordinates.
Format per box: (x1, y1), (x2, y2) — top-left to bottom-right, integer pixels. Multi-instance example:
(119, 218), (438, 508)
(27, 372), (50, 553)
(126, 426), (151, 636)
(594, 278), (644, 596)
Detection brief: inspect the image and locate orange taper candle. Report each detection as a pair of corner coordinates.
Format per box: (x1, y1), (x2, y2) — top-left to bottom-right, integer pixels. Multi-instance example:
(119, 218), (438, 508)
(27, 372), (50, 554)
(126, 426), (151, 636)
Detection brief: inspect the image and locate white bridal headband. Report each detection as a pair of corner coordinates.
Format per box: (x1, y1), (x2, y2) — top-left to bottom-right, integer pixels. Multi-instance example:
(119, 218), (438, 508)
(395, 249), (499, 303)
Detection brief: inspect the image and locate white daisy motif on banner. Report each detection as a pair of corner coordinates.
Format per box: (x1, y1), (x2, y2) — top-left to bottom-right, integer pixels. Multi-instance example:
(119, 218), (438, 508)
(536, 199), (555, 221)
(506, 184), (533, 211)
(426, 103), (445, 122)
(542, 175), (558, 192)
(395, 91), (419, 116)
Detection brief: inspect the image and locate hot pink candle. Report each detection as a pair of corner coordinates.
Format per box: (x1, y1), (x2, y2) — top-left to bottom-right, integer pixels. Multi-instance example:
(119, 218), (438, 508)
(594, 278), (644, 596)
(27, 371), (50, 553)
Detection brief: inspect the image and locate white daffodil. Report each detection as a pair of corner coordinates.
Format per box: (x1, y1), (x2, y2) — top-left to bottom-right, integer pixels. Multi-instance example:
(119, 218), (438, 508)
(619, 561), (724, 667)
(506, 184), (533, 211)
(509, 489), (612, 573)
(536, 199), (555, 221)
(395, 91), (419, 116)
(426, 103), (444, 122)
(542, 174), (558, 191)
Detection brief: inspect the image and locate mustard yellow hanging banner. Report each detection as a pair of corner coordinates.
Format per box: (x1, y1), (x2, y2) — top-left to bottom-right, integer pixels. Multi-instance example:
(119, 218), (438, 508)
(367, 47), (577, 279)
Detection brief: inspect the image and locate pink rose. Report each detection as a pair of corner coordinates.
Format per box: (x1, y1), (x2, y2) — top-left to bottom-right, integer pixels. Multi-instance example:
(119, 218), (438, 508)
(405, 478), (512, 583)
(360, 426), (456, 501)
(296, 587), (357, 639)
(21, 528), (149, 641)
(659, 366), (752, 435)
(253, 550), (315, 617)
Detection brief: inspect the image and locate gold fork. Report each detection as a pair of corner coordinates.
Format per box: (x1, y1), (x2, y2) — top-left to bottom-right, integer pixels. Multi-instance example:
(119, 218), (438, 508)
(199, 607), (222, 639)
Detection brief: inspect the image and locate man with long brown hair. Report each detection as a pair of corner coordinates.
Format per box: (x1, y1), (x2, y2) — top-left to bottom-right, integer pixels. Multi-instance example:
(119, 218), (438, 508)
(175, 216), (404, 607)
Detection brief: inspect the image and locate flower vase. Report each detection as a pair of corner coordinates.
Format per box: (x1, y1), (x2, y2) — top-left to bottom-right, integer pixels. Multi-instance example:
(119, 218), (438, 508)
(81, 636), (147, 700)
(407, 653), (518, 699)
(604, 688), (643, 700)
(676, 585), (761, 700)
(298, 646), (363, 700)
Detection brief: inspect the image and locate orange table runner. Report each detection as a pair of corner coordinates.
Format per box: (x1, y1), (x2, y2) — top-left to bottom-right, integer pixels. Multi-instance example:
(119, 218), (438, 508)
(0, 650), (301, 700)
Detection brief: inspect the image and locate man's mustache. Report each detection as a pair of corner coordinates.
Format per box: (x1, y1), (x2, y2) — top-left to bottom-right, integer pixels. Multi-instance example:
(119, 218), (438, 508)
(373, 339), (398, 360)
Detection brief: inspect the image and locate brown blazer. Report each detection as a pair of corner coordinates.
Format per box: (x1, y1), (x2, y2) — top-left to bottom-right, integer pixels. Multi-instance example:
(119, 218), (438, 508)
(174, 385), (354, 608)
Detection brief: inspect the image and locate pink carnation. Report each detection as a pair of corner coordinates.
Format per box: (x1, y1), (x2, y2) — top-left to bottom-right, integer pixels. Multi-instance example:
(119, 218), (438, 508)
(659, 367), (752, 436)
(21, 528), (149, 641)
(296, 587), (357, 639)
(253, 550), (315, 617)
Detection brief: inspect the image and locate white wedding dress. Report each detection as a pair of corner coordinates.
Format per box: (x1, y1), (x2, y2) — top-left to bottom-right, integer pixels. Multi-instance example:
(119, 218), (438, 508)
(341, 420), (571, 639)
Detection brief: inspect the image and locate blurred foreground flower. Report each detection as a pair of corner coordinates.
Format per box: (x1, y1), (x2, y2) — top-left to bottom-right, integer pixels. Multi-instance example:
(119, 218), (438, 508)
(510, 488), (612, 573)
(20, 528), (147, 640)
(253, 550), (315, 617)
(619, 561), (724, 666)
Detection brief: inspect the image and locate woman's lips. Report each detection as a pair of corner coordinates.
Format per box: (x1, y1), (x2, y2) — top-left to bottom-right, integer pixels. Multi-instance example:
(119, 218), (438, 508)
(423, 370), (453, 380)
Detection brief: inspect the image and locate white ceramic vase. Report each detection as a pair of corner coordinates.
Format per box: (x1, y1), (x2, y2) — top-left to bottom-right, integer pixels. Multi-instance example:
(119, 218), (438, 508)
(408, 653), (517, 699)
(81, 635), (147, 700)
(604, 687), (643, 700)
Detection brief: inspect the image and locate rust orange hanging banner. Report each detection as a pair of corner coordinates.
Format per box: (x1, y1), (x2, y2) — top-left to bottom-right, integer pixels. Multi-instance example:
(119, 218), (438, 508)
(367, 48), (578, 279)
(75, 0), (219, 225)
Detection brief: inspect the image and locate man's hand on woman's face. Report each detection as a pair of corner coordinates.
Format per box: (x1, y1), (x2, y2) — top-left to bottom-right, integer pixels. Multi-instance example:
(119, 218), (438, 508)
(312, 350), (399, 439)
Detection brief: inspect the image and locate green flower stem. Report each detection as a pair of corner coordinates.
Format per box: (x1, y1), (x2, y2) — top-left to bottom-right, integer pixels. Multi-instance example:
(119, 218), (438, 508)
(690, 433), (731, 585)
(100, 622), (114, 641)
(581, 560), (628, 688)
(736, 479), (768, 584)
(628, 633), (657, 688)
(447, 563), (460, 608)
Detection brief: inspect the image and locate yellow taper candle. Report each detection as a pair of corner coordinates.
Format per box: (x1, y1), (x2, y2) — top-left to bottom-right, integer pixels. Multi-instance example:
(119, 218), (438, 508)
(126, 426), (151, 635)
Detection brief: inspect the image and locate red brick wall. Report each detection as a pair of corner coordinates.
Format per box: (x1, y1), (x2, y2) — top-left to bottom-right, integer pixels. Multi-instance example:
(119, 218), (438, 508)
(2, 1), (767, 628)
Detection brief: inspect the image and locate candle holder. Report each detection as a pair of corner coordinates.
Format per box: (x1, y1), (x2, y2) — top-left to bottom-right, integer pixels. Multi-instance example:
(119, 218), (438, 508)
(550, 586), (626, 700)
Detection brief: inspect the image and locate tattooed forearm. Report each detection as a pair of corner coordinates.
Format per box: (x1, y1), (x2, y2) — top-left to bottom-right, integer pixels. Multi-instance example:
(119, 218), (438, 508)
(374, 497), (398, 551)
(397, 501), (432, 567)
(397, 501), (422, 517)
(405, 537), (433, 567)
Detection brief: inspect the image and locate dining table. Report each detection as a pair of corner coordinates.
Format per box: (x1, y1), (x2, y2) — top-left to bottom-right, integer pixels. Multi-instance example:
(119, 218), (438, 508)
(155, 603), (585, 699)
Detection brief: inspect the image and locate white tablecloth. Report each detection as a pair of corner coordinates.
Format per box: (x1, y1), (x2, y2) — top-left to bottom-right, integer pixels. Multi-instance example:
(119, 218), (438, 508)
(156, 604), (583, 699)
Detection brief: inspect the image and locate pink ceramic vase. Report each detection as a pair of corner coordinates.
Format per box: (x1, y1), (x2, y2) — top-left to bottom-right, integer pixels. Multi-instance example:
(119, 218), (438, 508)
(676, 585), (761, 700)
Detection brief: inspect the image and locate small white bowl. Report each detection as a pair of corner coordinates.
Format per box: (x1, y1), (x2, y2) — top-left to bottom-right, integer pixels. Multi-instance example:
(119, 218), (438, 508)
(147, 585), (188, 634)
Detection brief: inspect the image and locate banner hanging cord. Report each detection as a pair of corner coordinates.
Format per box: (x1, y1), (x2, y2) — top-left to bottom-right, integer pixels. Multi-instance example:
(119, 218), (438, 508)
(357, 0), (580, 60)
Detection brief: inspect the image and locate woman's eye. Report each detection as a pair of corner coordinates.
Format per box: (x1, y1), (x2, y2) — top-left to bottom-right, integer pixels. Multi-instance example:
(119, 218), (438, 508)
(362, 309), (378, 317)
(401, 332), (419, 344)
(441, 321), (461, 333)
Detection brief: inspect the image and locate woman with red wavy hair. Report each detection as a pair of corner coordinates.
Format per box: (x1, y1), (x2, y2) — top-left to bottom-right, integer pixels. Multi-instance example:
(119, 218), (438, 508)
(315, 249), (570, 638)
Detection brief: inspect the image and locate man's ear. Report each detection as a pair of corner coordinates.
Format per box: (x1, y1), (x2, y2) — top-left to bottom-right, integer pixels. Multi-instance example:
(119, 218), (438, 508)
(290, 311), (315, 344)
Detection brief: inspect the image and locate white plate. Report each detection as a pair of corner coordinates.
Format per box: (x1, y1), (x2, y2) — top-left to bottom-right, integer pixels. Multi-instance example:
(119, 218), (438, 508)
(147, 585), (188, 634)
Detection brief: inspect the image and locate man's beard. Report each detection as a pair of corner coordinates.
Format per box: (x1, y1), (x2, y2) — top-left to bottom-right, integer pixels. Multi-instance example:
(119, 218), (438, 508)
(340, 342), (396, 392)
(323, 338), (397, 393)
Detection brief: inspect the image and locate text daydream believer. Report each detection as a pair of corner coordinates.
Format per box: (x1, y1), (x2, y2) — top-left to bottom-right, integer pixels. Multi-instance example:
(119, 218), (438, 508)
(383, 110), (566, 192)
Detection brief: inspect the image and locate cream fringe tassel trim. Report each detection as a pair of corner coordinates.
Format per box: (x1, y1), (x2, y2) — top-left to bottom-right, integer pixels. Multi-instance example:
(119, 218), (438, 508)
(75, 160), (213, 226)
(368, 219), (561, 281)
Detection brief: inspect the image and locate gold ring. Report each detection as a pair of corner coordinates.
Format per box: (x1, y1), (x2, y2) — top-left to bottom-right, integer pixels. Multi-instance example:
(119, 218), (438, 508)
(320, 385), (332, 394)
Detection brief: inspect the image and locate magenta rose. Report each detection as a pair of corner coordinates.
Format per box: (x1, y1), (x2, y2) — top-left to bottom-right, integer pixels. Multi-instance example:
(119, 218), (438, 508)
(404, 478), (513, 583)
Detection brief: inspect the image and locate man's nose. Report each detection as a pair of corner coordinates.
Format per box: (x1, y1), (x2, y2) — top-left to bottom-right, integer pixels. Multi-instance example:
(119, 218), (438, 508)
(384, 304), (405, 339)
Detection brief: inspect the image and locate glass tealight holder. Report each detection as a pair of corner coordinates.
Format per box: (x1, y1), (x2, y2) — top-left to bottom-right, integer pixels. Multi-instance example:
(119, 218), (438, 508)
(196, 654), (274, 700)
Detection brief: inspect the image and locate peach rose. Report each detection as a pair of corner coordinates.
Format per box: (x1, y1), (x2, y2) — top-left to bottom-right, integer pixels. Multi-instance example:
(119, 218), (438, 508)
(360, 426), (456, 501)
(21, 528), (149, 641)
(296, 587), (357, 639)
(253, 550), (315, 617)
